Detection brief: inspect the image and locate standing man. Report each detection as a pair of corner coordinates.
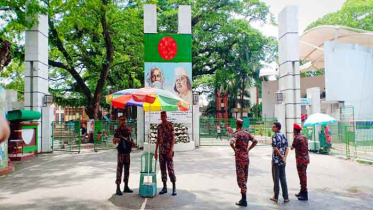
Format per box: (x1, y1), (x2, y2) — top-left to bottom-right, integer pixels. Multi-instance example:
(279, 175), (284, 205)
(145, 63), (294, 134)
(291, 123), (310, 201)
(113, 116), (136, 196)
(230, 119), (258, 207)
(155, 111), (177, 196)
(270, 122), (290, 203)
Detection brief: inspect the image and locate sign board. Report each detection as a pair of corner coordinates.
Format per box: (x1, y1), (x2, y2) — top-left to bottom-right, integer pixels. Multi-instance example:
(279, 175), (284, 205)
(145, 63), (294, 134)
(301, 98), (311, 105)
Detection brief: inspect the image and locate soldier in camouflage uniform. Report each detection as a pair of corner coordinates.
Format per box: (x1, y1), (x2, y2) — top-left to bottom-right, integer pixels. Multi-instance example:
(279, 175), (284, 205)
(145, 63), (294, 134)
(230, 119), (258, 207)
(291, 123), (310, 201)
(155, 111), (177, 196)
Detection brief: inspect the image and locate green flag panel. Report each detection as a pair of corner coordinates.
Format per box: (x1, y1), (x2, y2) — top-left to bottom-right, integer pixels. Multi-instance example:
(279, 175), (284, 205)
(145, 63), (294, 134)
(145, 34), (192, 62)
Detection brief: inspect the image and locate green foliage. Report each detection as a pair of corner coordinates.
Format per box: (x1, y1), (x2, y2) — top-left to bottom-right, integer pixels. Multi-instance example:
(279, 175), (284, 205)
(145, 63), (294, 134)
(307, 0), (373, 31)
(251, 102), (262, 118)
(0, 61), (24, 101)
(1, 0), (275, 119)
(301, 69), (325, 78)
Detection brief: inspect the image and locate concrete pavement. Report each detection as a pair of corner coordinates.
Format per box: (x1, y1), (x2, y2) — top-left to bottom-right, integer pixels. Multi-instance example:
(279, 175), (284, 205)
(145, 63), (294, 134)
(0, 146), (373, 210)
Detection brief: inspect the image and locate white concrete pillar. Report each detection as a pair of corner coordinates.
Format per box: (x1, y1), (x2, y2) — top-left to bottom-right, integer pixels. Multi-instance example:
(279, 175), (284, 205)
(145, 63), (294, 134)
(275, 103), (285, 133)
(24, 14), (50, 153)
(178, 5), (191, 34)
(306, 87), (321, 115)
(192, 104), (200, 147)
(5, 90), (17, 112)
(144, 4), (157, 33)
(41, 106), (53, 152)
(278, 6), (301, 143)
(306, 87), (321, 150)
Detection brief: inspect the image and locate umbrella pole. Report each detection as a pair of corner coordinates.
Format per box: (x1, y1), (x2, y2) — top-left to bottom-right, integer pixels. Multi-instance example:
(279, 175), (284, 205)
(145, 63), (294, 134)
(147, 103), (150, 182)
(314, 125), (316, 152)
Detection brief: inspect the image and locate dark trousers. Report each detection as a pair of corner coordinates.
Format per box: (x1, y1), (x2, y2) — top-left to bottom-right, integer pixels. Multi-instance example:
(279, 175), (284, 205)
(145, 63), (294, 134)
(272, 163), (289, 200)
(159, 153), (176, 183)
(297, 163), (308, 191)
(116, 153), (130, 185)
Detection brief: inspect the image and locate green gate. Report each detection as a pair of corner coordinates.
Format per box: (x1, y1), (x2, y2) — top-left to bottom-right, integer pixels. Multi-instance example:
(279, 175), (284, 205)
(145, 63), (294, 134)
(199, 117), (277, 146)
(93, 120), (137, 152)
(51, 121), (81, 153)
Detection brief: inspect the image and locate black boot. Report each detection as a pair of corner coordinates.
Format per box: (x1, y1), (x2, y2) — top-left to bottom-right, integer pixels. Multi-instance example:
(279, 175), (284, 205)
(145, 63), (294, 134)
(116, 185), (123, 196)
(123, 182), (133, 193)
(159, 182), (167, 195)
(298, 191), (308, 201)
(172, 181), (177, 196)
(236, 193), (247, 207)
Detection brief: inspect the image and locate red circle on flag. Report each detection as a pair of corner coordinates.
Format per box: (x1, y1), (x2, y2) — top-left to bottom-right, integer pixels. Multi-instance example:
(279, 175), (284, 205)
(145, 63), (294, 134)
(158, 37), (177, 60)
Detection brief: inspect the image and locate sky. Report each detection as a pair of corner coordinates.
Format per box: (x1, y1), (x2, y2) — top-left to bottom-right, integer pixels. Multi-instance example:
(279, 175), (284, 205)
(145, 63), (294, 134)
(254, 0), (347, 37)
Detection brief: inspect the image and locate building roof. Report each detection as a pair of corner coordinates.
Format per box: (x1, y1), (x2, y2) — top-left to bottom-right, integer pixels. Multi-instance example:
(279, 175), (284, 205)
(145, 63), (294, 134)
(299, 25), (373, 72)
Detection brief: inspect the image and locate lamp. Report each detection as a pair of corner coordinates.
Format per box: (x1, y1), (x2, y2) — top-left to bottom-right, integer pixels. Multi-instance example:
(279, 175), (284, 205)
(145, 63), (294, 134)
(43, 94), (53, 107)
(193, 91), (199, 105)
(276, 91), (283, 104)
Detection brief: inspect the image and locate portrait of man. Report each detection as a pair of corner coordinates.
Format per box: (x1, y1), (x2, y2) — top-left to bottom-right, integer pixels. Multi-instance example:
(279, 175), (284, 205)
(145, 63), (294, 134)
(174, 67), (192, 104)
(146, 67), (166, 89)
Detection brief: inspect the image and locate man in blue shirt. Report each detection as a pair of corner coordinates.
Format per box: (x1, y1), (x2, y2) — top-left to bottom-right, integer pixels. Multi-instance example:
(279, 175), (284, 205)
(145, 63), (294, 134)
(270, 122), (290, 203)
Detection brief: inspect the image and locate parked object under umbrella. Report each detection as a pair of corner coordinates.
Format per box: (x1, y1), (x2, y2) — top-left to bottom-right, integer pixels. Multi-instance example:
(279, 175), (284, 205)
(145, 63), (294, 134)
(106, 87), (189, 197)
(303, 113), (337, 153)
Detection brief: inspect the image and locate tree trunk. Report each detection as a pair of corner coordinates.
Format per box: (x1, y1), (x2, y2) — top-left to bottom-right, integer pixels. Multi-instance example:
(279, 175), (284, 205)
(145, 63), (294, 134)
(240, 77), (246, 119)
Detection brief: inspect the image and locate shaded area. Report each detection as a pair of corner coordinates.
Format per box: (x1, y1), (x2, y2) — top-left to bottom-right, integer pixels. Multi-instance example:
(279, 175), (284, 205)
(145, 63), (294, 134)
(109, 189), (196, 209)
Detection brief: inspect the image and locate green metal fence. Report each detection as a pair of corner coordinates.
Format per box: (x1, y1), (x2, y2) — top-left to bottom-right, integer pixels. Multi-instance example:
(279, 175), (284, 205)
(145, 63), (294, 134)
(51, 121), (81, 153)
(92, 120), (137, 152)
(51, 120), (137, 153)
(329, 123), (373, 161)
(199, 117), (277, 146)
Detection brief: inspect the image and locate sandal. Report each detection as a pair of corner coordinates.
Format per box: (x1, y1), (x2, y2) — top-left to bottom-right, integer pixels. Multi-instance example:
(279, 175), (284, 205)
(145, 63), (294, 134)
(270, 197), (278, 203)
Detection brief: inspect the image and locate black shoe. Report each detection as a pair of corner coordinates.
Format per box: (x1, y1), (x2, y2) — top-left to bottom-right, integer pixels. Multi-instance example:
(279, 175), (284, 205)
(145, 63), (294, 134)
(116, 185), (123, 196)
(159, 187), (167, 195)
(295, 190), (302, 197)
(236, 199), (247, 207)
(298, 192), (308, 201)
(123, 186), (133, 193)
(172, 182), (177, 196)
(172, 188), (177, 196)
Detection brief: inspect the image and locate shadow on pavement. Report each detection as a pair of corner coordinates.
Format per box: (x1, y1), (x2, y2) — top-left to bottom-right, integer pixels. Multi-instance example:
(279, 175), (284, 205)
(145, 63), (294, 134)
(109, 189), (197, 209)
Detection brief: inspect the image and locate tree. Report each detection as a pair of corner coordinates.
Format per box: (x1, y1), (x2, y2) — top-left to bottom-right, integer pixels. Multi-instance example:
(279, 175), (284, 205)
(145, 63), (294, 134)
(2, 0), (275, 119)
(0, 61), (24, 101)
(307, 0), (373, 31)
(1, 0), (148, 119)
(155, 0), (274, 78)
(0, 38), (12, 71)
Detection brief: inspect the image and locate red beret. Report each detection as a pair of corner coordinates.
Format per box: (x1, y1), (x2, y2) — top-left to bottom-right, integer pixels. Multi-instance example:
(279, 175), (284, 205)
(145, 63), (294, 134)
(236, 119), (243, 126)
(294, 123), (302, 131)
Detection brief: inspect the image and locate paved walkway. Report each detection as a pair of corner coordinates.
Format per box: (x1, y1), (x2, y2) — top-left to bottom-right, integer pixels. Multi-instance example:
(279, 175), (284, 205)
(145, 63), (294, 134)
(0, 146), (373, 210)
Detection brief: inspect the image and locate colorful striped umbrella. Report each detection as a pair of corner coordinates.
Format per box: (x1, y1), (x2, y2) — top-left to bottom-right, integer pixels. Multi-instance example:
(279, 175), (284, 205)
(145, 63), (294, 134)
(106, 87), (189, 111)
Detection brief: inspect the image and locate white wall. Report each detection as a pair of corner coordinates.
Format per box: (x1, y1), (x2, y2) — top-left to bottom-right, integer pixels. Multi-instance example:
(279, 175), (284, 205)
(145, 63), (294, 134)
(262, 75), (325, 118)
(325, 41), (373, 120)
(262, 80), (278, 118)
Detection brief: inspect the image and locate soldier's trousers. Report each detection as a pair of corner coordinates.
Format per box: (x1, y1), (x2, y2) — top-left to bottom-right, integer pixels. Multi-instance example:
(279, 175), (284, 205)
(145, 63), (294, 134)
(159, 153), (176, 183)
(236, 157), (249, 194)
(297, 163), (308, 191)
(116, 153), (130, 185)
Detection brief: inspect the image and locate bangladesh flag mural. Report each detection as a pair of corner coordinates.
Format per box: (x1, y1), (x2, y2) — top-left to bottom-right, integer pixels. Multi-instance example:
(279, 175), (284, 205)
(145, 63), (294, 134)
(144, 33), (193, 105)
(143, 14), (193, 145)
(145, 34), (192, 63)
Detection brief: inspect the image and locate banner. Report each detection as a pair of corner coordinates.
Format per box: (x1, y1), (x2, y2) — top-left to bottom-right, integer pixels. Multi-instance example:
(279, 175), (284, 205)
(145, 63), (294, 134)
(144, 33), (193, 144)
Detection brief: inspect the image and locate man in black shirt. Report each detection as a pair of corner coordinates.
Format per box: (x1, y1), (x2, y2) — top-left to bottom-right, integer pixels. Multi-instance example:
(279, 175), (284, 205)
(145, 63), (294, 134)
(113, 116), (136, 196)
